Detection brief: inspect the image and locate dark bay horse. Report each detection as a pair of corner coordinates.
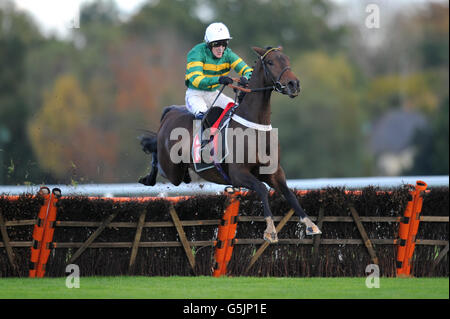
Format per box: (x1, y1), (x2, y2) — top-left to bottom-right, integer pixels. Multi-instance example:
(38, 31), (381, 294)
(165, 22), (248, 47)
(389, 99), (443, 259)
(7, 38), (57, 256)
(139, 46), (321, 243)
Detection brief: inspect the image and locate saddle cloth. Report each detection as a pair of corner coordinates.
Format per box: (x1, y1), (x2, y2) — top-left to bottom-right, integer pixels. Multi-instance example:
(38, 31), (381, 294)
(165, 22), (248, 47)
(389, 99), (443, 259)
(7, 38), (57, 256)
(192, 102), (236, 172)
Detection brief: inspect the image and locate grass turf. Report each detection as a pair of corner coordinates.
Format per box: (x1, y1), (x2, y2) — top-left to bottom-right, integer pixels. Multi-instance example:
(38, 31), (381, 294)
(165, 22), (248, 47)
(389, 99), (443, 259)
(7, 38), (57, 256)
(0, 276), (448, 299)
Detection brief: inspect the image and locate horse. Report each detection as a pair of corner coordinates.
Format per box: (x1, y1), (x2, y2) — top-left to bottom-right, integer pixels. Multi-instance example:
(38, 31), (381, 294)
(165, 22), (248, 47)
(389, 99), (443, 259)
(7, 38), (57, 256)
(139, 46), (321, 243)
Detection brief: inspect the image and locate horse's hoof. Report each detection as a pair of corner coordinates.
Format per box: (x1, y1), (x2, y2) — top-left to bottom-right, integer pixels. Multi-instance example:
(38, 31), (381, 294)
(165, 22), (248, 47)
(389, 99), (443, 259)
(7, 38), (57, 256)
(138, 176), (155, 186)
(225, 187), (241, 194)
(263, 232), (279, 244)
(138, 177), (148, 185)
(306, 225), (322, 236)
(225, 186), (240, 194)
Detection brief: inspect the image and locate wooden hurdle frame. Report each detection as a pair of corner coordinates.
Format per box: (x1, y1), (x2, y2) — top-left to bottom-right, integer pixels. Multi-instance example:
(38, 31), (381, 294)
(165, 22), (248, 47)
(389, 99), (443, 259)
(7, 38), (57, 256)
(0, 183), (448, 277)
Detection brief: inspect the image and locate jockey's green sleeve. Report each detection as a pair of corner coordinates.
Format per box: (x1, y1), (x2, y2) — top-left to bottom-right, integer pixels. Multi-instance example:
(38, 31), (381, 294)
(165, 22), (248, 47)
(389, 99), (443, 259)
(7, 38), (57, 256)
(185, 43), (253, 91)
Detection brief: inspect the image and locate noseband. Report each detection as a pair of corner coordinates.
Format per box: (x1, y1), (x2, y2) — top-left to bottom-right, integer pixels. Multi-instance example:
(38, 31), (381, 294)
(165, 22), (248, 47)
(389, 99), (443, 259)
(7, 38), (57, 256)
(260, 47), (291, 93)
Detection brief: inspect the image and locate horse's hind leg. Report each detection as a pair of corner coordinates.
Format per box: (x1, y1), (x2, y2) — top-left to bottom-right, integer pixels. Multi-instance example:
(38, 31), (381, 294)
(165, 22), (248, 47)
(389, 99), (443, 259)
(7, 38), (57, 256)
(183, 167), (191, 184)
(139, 153), (158, 186)
(266, 167), (321, 236)
(229, 167), (278, 243)
(138, 132), (159, 186)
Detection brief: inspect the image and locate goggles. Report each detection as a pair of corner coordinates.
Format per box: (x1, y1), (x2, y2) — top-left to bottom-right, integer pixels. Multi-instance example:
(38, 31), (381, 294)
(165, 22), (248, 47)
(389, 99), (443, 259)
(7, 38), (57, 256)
(210, 40), (229, 48)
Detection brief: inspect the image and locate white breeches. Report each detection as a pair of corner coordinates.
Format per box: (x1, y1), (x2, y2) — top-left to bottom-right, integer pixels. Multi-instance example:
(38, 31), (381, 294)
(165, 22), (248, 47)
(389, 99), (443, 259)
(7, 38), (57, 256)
(185, 88), (234, 116)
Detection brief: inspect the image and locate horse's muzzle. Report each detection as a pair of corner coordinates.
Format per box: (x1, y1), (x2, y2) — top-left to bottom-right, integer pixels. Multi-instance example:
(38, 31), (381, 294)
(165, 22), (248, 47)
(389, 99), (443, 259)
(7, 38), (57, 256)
(286, 80), (300, 98)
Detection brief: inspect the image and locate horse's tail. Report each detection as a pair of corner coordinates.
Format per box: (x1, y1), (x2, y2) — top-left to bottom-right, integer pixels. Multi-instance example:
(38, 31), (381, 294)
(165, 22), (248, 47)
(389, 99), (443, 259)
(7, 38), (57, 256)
(138, 130), (157, 154)
(138, 130), (159, 186)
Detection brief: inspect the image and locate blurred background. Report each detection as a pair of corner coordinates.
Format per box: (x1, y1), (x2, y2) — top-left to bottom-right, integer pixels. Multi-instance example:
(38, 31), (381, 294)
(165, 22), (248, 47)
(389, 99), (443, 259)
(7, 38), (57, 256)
(0, 0), (448, 185)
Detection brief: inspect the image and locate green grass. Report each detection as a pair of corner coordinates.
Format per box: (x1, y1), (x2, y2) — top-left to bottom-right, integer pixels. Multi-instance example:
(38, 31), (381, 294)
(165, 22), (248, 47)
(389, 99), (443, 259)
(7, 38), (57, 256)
(0, 276), (448, 299)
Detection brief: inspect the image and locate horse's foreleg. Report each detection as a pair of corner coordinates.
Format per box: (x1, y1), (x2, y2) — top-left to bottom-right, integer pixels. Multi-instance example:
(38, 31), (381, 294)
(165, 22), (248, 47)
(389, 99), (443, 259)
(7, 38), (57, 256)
(267, 167), (321, 236)
(229, 167), (278, 243)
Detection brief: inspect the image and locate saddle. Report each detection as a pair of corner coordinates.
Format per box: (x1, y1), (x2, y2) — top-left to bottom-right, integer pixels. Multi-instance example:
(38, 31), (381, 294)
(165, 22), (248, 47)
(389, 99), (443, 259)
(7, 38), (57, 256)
(192, 103), (237, 174)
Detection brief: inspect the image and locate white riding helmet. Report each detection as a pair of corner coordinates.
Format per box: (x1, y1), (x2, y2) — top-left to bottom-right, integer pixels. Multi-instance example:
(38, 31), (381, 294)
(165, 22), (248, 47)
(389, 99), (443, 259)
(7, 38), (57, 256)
(204, 22), (232, 44)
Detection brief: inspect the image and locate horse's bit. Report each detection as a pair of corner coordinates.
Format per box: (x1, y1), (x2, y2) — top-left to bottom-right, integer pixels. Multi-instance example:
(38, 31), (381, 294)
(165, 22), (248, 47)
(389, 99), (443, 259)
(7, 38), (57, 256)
(259, 47), (291, 94)
(233, 47), (290, 94)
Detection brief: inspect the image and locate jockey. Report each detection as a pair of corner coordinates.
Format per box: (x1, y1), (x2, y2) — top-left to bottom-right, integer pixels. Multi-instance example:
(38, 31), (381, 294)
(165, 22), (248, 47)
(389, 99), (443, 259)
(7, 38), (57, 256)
(185, 22), (253, 119)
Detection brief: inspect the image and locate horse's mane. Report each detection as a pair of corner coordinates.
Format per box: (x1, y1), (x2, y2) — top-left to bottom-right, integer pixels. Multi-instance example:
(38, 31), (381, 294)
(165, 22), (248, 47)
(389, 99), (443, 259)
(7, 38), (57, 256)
(238, 49), (269, 104)
(238, 60), (258, 104)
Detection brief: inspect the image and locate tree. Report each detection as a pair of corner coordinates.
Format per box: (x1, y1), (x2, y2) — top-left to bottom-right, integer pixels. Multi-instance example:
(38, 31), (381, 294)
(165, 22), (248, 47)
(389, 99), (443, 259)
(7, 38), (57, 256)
(347, 1), (448, 177)
(125, 0), (203, 43)
(5, 0), (446, 184)
(206, 0), (347, 56)
(406, 96), (449, 175)
(405, 2), (449, 175)
(272, 51), (369, 178)
(27, 74), (119, 182)
(0, 1), (49, 184)
(365, 73), (439, 119)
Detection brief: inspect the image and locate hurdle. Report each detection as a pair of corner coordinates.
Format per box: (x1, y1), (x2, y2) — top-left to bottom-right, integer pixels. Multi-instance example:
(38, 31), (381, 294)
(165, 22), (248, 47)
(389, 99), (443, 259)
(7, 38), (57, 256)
(29, 187), (61, 278)
(396, 181), (428, 277)
(1, 180), (447, 278)
(213, 190), (240, 277)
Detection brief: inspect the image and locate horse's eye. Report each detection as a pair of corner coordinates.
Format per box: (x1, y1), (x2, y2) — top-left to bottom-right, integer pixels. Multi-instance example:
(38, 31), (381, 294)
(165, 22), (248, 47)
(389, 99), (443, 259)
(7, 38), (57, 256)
(266, 60), (273, 66)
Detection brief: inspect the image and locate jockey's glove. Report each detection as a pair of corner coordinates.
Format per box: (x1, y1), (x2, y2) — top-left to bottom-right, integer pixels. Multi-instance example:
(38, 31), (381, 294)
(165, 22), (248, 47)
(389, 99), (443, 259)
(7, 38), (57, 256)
(218, 76), (233, 85)
(238, 76), (249, 87)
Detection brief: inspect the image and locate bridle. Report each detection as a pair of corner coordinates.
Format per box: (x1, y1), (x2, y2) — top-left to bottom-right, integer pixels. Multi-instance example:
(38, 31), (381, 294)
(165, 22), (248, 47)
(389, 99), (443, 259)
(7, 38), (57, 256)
(206, 47), (294, 129)
(206, 48), (292, 182)
(220, 47), (293, 95)
(259, 47), (291, 94)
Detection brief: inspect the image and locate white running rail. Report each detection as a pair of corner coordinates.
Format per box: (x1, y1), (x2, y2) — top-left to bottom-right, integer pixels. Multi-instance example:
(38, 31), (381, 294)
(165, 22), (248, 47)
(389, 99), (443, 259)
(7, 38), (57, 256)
(0, 176), (448, 197)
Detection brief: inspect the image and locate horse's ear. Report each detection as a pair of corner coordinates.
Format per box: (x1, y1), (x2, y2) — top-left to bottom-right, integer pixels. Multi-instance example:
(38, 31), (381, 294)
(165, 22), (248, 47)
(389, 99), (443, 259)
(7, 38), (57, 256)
(252, 47), (266, 57)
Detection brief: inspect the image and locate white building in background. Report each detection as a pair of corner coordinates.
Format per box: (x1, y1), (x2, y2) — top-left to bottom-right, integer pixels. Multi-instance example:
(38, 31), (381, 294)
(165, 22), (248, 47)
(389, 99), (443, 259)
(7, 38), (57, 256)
(370, 109), (428, 176)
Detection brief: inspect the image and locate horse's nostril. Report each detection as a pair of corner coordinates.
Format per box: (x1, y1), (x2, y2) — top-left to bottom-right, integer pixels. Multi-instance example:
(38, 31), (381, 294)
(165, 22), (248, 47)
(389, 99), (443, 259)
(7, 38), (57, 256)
(288, 80), (296, 89)
(287, 80), (299, 94)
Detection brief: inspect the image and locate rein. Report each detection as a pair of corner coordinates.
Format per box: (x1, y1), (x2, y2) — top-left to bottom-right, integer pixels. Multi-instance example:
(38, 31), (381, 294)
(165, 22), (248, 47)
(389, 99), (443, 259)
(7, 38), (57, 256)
(228, 47), (290, 94)
(205, 48), (287, 182)
(205, 47), (290, 132)
(260, 47), (291, 93)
